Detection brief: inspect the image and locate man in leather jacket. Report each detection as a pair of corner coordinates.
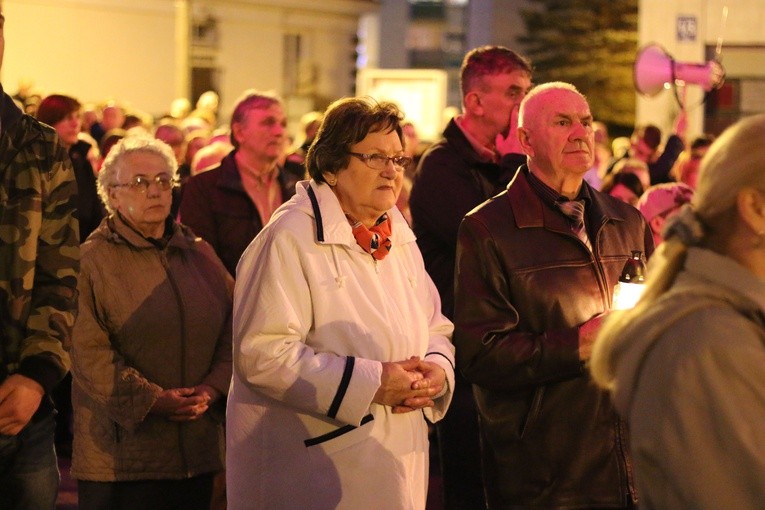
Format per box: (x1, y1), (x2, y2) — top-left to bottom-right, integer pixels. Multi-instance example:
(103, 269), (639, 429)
(454, 82), (653, 509)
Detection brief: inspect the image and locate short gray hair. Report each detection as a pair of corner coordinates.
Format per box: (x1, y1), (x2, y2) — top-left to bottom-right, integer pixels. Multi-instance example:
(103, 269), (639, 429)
(97, 134), (178, 213)
(518, 81), (584, 128)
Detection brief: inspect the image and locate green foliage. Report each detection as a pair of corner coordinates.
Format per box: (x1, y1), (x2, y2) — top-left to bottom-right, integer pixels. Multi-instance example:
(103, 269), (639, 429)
(519, 0), (638, 129)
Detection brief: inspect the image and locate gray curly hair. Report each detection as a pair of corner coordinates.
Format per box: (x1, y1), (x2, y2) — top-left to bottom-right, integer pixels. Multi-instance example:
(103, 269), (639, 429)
(96, 134), (179, 214)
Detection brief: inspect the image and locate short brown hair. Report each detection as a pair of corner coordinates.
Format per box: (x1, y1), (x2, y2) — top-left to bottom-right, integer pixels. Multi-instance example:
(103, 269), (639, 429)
(229, 90), (283, 149)
(460, 46), (532, 98)
(306, 97), (403, 183)
(36, 94), (81, 127)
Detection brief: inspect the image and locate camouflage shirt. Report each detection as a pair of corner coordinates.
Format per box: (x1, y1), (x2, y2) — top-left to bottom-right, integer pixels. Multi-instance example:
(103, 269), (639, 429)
(0, 87), (80, 395)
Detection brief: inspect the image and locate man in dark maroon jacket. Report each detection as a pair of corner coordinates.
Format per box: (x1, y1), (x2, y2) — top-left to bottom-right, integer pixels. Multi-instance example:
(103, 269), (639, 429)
(409, 46), (532, 509)
(180, 91), (299, 276)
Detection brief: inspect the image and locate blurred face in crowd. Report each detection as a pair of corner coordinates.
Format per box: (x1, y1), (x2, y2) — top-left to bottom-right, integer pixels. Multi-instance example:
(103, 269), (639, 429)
(233, 103), (287, 163)
(473, 71), (532, 139)
(155, 126), (186, 164)
(102, 105), (125, 131)
(108, 151), (173, 238)
(520, 88), (594, 181)
(630, 137), (655, 164)
(54, 110), (82, 147)
(326, 129), (405, 228)
(402, 123), (419, 158)
(679, 145), (710, 190)
(608, 184), (640, 207)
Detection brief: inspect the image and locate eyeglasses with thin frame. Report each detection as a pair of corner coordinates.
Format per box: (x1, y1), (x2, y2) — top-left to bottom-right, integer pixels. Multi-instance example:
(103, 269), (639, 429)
(348, 152), (412, 171)
(110, 174), (175, 193)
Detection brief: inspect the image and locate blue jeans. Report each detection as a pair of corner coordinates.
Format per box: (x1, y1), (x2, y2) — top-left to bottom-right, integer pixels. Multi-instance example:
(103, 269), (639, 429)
(0, 412), (60, 510)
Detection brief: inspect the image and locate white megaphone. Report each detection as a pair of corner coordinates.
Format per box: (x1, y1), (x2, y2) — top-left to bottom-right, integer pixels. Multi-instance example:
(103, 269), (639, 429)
(634, 43), (725, 97)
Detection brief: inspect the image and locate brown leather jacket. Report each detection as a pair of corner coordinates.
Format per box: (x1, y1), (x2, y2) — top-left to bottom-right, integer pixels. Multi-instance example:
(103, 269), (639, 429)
(454, 166), (654, 508)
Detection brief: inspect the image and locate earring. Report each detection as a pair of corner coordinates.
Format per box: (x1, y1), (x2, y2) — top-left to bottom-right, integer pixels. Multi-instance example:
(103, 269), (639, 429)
(326, 177), (337, 186)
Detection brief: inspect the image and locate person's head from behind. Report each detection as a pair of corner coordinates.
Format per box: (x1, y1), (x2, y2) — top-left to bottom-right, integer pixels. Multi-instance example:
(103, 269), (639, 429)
(185, 129), (210, 166)
(97, 135), (177, 237)
(299, 110), (323, 146)
(630, 124), (661, 164)
(402, 121), (420, 158)
(101, 102), (125, 131)
(170, 97), (192, 120)
(460, 45), (533, 139)
(593, 120), (609, 147)
(518, 82), (594, 183)
(637, 182), (694, 246)
(229, 90), (286, 162)
(196, 90), (220, 114)
(601, 172), (644, 207)
(307, 97), (409, 227)
(154, 122), (186, 164)
(612, 157), (650, 191)
(99, 129), (126, 161)
(36, 94), (82, 147)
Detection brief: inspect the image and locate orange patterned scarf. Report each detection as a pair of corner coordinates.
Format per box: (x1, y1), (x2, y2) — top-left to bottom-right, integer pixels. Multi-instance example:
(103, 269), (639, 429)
(347, 213), (392, 261)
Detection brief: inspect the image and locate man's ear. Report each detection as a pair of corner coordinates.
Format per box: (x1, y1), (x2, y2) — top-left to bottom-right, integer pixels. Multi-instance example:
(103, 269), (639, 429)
(231, 122), (243, 146)
(464, 91), (482, 115)
(518, 126), (534, 157)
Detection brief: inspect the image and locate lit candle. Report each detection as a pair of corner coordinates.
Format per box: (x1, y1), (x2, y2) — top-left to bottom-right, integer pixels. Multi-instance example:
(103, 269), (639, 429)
(612, 251), (646, 310)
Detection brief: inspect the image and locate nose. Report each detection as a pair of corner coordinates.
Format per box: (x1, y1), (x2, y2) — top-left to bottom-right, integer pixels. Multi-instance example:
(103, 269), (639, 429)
(146, 180), (164, 197)
(570, 122), (589, 141)
(381, 159), (399, 178)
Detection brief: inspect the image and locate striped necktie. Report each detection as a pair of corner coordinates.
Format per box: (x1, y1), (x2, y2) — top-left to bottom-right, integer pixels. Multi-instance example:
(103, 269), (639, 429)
(557, 199), (591, 251)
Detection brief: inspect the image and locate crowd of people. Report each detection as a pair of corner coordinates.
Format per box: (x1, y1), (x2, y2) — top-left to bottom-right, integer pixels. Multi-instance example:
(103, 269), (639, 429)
(2, 0), (764, 507)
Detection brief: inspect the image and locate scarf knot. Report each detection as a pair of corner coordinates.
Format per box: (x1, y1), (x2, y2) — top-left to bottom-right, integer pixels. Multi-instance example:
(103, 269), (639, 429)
(348, 214), (392, 261)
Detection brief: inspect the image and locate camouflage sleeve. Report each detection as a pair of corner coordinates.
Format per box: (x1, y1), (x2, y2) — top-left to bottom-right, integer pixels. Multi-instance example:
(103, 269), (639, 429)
(18, 137), (80, 394)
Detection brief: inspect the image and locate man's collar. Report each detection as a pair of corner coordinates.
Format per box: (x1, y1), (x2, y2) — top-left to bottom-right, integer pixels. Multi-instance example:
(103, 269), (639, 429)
(525, 167), (590, 206)
(454, 115), (498, 164)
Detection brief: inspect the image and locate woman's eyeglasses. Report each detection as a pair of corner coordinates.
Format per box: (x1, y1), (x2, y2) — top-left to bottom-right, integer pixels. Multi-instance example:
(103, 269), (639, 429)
(110, 174), (175, 193)
(348, 152), (412, 171)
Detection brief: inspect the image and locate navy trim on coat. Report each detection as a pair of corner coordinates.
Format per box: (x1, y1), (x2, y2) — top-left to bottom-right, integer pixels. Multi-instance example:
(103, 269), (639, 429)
(425, 351), (455, 371)
(304, 414), (374, 447)
(327, 356), (355, 419)
(306, 184), (324, 242)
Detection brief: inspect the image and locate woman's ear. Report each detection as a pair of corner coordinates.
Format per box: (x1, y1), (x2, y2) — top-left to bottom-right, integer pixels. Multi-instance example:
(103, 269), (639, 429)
(736, 188), (765, 236)
(323, 171), (337, 186)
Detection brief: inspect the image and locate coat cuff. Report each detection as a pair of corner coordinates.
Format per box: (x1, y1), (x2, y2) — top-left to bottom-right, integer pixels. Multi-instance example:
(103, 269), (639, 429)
(18, 355), (66, 394)
(330, 356), (382, 427)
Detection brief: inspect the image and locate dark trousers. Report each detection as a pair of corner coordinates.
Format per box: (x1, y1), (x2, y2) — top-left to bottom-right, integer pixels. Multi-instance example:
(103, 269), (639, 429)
(78, 474), (215, 510)
(0, 412), (60, 510)
(437, 373), (486, 509)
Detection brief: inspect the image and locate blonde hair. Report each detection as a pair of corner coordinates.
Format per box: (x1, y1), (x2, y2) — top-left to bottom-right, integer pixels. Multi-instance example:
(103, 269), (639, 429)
(590, 113), (765, 389)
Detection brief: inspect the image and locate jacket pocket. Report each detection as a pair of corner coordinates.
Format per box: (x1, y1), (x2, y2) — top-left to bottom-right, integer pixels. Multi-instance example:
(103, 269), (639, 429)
(520, 386), (544, 438)
(304, 414), (374, 450)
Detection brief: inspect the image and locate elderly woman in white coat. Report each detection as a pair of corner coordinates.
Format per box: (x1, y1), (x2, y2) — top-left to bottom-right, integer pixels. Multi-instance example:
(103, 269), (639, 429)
(226, 97), (455, 509)
(591, 113), (765, 510)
